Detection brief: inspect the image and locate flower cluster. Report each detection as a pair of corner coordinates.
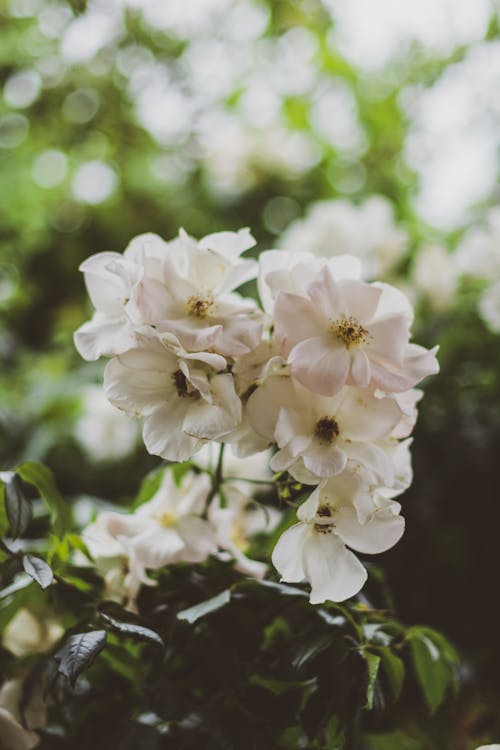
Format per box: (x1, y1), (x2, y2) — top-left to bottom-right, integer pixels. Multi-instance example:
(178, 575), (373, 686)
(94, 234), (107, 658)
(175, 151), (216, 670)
(76, 228), (438, 603)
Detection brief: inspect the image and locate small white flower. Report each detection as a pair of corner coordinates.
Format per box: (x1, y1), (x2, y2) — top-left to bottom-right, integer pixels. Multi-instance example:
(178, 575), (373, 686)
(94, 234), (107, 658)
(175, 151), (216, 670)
(268, 259), (438, 396)
(133, 228), (262, 358)
(103, 470), (217, 586)
(247, 378), (404, 485)
(272, 472), (404, 603)
(209, 485), (280, 579)
(412, 244), (459, 311)
(104, 336), (242, 462)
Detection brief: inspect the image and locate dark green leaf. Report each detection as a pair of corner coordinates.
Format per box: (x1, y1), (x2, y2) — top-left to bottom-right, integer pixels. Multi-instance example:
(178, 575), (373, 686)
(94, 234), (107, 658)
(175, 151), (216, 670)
(22, 555), (54, 590)
(16, 461), (70, 538)
(236, 578), (308, 598)
(177, 589), (231, 624)
(407, 627), (455, 714)
(4, 474), (32, 539)
(365, 730), (425, 750)
(99, 611), (164, 647)
(363, 650), (381, 710)
(55, 630), (107, 687)
(380, 647), (405, 702)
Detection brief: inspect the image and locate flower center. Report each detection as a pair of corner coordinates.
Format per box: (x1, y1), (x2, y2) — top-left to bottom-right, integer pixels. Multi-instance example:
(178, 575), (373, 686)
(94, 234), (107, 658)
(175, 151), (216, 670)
(156, 511), (177, 527)
(314, 504), (335, 533)
(331, 316), (368, 348)
(314, 417), (339, 445)
(172, 369), (199, 399)
(186, 294), (213, 318)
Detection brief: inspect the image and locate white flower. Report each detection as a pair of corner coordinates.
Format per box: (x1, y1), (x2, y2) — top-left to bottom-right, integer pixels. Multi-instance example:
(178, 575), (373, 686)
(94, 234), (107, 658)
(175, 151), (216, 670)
(103, 470), (216, 585)
(272, 472), (404, 603)
(475, 745), (500, 749)
(265, 256), (438, 396)
(75, 386), (138, 461)
(133, 228), (262, 358)
(478, 281), (500, 334)
(104, 336), (242, 461)
(0, 680), (40, 750)
(247, 378), (404, 485)
(74, 228), (259, 362)
(74, 232), (168, 361)
(279, 196), (407, 280)
(2, 609), (62, 658)
(209, 485), (279, 579)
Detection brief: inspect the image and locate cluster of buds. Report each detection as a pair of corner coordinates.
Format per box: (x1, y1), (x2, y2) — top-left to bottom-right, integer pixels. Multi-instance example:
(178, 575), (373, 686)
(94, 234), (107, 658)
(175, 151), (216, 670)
(75, 228), (438, 603)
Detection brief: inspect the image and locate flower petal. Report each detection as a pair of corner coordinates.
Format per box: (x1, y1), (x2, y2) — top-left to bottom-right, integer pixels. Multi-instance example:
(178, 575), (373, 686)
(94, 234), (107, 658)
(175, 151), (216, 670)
(302, 532), (367, 603)
(289, 336), (350, 396)
(272, 522), (309, 582)
(334, 506), (405, 554)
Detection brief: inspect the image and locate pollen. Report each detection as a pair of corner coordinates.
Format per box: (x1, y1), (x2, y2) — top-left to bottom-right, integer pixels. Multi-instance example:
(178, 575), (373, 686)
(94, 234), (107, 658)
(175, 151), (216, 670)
(186, 294), (213, 319)
(314, 504), (335, 533)
(314, 417), (340, 445)
(156, 511), (177, 527)
(331, 316), (368, 348)
(172, 369), (198, 399)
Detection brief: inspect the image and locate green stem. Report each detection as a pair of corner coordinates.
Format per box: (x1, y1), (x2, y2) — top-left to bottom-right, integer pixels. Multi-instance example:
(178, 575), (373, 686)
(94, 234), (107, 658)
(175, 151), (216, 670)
(207, 444), (225, 504)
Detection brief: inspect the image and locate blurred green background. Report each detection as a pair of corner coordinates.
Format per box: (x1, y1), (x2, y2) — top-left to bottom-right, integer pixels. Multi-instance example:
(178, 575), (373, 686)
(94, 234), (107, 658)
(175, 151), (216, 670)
(1, 0), (500, 742)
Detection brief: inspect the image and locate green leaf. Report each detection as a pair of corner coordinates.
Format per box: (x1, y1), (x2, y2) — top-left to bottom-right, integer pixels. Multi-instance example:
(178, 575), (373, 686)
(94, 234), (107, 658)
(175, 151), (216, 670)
(0, 574), (33, 601)
(55, 630), (107, 687)
(177, 589), (231, 624)
(3, 474), (32, 539)
(379, 647), (405, 702)
(324, 715), (346, 749)
(407, 627), (457, 714)
(363, 650), (381, 710)
(0, 485), (9, 538)
(22, 555), (54, 590)
(16, 461), (70, 538)
(236, 578), (308, 598)
(99, 610), (164, 648)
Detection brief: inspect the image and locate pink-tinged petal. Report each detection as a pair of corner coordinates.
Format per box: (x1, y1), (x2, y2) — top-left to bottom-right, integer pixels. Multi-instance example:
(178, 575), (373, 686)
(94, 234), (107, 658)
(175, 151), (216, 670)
(303, 532), (367, 603)
(349, 349), (370, 388)
(272, 523), (309, 582)
(369, 344), (439, 393)
(303, 444), (346, 478)
(289, 336), (350, 396)
(214, 315), (263, 357)
(307, 265), (346, 319)
(74, 314), (136, 361)
(337, 388), (402, 442)
(257, 250), (320, 314)
(345, 441), (395, 486)
(368, 314), (410, 366)
(273, 292), (323, 355)
(334, 506), (405, 554)
(143, 405), (202, 461)
(337, 278), (382, 324)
